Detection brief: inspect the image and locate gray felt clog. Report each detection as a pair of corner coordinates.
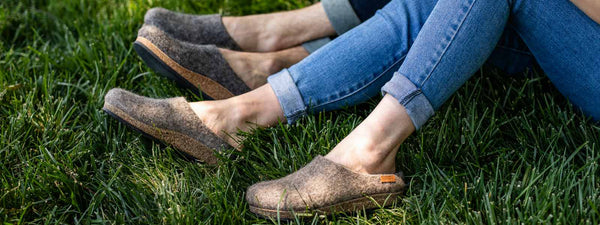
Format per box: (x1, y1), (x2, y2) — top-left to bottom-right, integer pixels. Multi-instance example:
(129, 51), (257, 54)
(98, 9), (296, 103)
(144, 7), (241, 50)
(134, 25), (250, 100)
(102, 88), (231, 164)
(246, 156), (406, 218)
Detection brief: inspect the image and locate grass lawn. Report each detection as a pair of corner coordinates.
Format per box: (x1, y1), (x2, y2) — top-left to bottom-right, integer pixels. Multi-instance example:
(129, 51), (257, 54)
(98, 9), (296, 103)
(1, 0), (599, 224)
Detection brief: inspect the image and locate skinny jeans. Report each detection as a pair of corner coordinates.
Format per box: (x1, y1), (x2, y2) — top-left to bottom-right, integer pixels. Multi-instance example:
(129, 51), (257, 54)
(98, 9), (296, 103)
(303, 0), (392, 52)
(269, 0), (600, 129)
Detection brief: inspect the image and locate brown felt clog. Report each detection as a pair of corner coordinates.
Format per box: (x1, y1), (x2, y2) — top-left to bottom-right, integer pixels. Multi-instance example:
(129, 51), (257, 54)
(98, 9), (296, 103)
(134, 25), (250, 100)
(144, 7), (242, 50)
(246, 156), (406, 218)
(102, 88), (231, 164)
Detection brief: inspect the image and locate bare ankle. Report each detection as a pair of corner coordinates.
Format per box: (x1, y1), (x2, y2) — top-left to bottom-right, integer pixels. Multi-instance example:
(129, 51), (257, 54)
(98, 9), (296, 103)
(325, 95), (416, 175)
(326, 138), (398, 174)
(219, 49), (272, 89)
(261, 55), (283, 75)
(222, 16), (284, 52)
(189, 100), (244, 146)
(189, 85), (285, 147)
(255, 30), (285, 52)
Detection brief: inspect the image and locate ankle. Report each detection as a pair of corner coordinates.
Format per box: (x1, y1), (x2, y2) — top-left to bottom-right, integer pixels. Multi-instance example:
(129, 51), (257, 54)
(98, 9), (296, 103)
(189, 85), (285, 146)
(352, 140), (398, 174)
(219, 49), (268, 89)
(260, 54), (283, 75)
(189, 100), (245, 146)
(356, 146), (399, 174)
(228, 96), (268, 128)
(326, 137), (398, 174)
(222, 16), (285, 52)
(251, 15), (292, 51)
(189, 101), (226, 133)
(228, 85), (286, 127)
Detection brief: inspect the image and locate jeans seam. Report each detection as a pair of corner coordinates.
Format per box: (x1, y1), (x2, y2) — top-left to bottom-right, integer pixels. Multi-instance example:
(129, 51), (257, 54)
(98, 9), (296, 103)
(311, 55), (407, 109)
(509, 25), (532, 58)
(399, 90), (423, 106)
(420, 0), (477, 87)
(288, 108), (307, 116)
(287, 111), (304, 121)
(495, 45), (532, 55)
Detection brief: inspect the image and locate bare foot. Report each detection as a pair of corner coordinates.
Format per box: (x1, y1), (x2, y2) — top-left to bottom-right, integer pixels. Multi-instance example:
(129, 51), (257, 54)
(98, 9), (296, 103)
(219, 46), (308, 89)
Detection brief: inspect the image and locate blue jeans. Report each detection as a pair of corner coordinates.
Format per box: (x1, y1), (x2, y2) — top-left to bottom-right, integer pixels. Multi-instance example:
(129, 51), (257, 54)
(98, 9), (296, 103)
(303, 0), (391, 53)
(269, 0), (600, 129)
(348, 0), (391, 21)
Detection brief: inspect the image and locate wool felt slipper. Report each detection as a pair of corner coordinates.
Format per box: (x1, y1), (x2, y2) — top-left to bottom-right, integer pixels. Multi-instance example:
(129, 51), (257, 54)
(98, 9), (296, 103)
(144, 7), (241, 50)
(134, 25), (251, 100)
(102, 88), (231, 164)
(246, 156), (406, 219)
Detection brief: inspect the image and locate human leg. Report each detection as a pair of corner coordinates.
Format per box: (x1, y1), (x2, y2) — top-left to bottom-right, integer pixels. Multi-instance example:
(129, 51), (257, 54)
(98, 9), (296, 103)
(348, 0), (391, 21)
(188, 0), (536, 148)
(139, 0), (393, 95)
(269, 0), (437, 123)
(328, 0), (600, 177)
(208, 0), (393, 89)
(301, 0), (392, 53)
(223, 0), (394, 52)
(144, 2), (335, 52)
(153, 0), (392, 52)
(134, 0), (539, 150)
(245, 0), (518, 218)
(380, 0), (510, 129)
(508, 0), (600, 120)
(127, 0), (436, 149)
(219, 0), (395, 89)
(116, 0), (547, 171)
(181, 0), (436, 146)
(327, 0), (512, 172)
(223, 3), (335, 52)
(377, 0), (600, 130)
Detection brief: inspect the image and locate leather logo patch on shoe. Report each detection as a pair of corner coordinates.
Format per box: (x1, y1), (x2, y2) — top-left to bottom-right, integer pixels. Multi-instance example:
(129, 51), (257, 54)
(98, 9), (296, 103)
(380, 175), (396, 183)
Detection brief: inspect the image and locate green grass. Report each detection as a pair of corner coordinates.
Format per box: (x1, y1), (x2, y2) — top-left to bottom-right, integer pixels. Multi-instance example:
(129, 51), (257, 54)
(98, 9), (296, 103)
(1, 0), (599, 224)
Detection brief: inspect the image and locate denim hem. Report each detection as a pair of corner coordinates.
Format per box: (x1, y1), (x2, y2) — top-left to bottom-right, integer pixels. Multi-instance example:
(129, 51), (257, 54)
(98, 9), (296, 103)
(267, 69), (307, 124)
(310, 55), (406, 110)
(381, 72), (435, 130)
(322, 0), (362, 35)
(301, 37), (332, 53)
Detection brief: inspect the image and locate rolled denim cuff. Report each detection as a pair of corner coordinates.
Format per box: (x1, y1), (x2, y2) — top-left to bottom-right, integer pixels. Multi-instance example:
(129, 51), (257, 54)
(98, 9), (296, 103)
(322, 0), (362, 35)
(267, 69), (308, 124)
(302, 37), (332, 53)
(381, 72), (435, 130)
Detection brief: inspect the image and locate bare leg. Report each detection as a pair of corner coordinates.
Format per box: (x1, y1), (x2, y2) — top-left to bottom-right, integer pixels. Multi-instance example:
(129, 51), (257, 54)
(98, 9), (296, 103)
(222, 3), (336, 52)
(190, 83), (413, 174)
(219, 46), (309, 89)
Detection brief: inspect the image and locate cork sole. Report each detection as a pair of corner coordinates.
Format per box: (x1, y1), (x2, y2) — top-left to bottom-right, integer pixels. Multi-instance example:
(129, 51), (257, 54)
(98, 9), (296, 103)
(103, 103), (218, 164)
(134, 36), (234, 100)
(249, 191), (402, 219)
